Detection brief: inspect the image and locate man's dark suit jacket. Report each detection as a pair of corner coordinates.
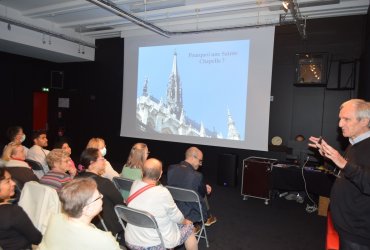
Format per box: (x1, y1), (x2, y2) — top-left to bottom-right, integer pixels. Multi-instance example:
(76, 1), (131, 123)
(167, 161), (208, 222)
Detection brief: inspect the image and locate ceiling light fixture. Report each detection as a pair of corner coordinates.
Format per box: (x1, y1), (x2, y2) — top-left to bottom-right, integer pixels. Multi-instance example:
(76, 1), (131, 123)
(282, 0), (291, 12)
(280, 0), (307, 39)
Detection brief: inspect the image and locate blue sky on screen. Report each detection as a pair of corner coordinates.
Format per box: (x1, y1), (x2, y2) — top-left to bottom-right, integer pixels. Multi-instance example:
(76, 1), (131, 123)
(137, 40), (250, 139)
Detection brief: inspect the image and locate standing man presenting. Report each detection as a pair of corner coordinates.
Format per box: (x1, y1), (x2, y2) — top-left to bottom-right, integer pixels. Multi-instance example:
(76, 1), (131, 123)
(309, 99), (370, 250)
(167, 147), (217, 227)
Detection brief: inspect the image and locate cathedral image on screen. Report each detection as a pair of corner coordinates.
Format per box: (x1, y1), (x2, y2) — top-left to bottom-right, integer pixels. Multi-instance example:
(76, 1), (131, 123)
(136, 52), (241, 140)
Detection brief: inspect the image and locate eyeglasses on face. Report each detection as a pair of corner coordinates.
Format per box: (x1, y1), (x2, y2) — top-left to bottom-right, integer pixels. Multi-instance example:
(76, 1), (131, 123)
(193, 155), (203, 164)
(86, 193), (103, 206)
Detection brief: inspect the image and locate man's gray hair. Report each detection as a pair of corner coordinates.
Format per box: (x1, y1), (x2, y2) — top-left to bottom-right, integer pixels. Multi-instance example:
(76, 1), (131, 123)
(340, 99), (370, 127)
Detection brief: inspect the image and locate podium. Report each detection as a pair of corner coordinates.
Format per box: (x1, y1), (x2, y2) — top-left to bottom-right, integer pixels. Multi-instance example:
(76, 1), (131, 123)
(241, 157), (277, 205)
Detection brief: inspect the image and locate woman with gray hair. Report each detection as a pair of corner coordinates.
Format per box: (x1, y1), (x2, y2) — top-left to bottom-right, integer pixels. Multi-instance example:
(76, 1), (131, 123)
(38, 178), (120, 250)
(39, 149), (73, 190)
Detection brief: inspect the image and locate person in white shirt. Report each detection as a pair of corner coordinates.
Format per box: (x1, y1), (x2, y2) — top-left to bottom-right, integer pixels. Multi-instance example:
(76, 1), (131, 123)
(85, 137), (119, 181)
(26, 130), (50, 176)
(126, 158), (198, 250)
(38, 178), (121, 250)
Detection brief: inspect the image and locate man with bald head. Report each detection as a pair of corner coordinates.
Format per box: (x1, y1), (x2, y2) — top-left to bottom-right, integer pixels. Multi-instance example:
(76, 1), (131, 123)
(125, 158), (198, 250)
(309, 99), (370, 249)
(167, 147), (217, 227)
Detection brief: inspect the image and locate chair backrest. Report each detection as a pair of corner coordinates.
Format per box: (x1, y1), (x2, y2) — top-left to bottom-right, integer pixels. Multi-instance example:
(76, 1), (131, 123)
(114, 204), (165, 248)
(165, 185), (200, 203)
(112, 176), (134, 192)
(25, 159), (46, 174)
(166, 185), (209, 247)
(18, 181), (61, 234)
(165, 186), (204, 223)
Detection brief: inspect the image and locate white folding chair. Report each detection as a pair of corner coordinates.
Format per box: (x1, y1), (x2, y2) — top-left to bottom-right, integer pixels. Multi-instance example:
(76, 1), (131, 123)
(114, 204), (165, 249)
(166, 185), (209, 247)
(18, 181), (61, 234)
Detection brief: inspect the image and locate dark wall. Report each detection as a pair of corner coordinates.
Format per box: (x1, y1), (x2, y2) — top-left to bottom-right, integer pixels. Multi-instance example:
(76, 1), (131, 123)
(269, 15), (367, 152)
(1, 15), (369, 186)
(47, 38), (124, 161)
(359, 7), (370, 100)
(0, 52), (58, 147)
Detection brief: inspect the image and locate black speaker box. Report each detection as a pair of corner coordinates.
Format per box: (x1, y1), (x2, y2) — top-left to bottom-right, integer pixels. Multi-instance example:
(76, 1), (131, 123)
(217, 153), (237, 187)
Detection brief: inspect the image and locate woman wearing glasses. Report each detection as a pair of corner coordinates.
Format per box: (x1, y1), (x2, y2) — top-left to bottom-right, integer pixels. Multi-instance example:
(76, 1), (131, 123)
(77, 148), (124, 243)
(38, 178), (120, 250)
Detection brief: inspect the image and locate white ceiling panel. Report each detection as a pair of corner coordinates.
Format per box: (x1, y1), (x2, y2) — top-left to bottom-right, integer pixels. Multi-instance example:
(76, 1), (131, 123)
(0, 0), (368, 62)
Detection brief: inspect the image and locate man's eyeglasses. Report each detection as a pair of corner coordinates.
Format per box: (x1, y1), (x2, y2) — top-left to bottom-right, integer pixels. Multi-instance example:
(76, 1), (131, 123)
(193, 155), (203, 164)
(86, 193), (103, 206)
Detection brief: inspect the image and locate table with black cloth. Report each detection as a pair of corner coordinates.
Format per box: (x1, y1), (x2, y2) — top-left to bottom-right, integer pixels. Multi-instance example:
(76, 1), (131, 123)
(271, 164), (336, 198)
(241, 157), (336, 203)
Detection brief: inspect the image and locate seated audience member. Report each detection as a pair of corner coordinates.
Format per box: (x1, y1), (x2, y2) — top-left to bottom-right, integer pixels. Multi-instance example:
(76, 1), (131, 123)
(53, 138), (77, 177)
(6, 125), (29, 156)
(77, 148), (124, 240)
(86, 137), (119, 180)
(38, 178), (120, 250)
(26, 130), (50, 175)
(2, 142), (38, 189)
(40, 149), (73, 190)
(167, 147), (217, 227)
(119, 142), (148, 199)
(126, 158), (197, 250)
(0, 167), (42, 250)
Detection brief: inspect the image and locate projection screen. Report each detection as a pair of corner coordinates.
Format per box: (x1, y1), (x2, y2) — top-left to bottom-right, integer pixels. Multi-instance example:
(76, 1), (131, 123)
(121, 27), (275, 151)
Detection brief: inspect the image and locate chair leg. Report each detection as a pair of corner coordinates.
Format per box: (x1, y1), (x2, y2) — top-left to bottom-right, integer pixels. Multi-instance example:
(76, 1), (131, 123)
(98, 214), (108, 231)
(196, 224), (209, 247)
